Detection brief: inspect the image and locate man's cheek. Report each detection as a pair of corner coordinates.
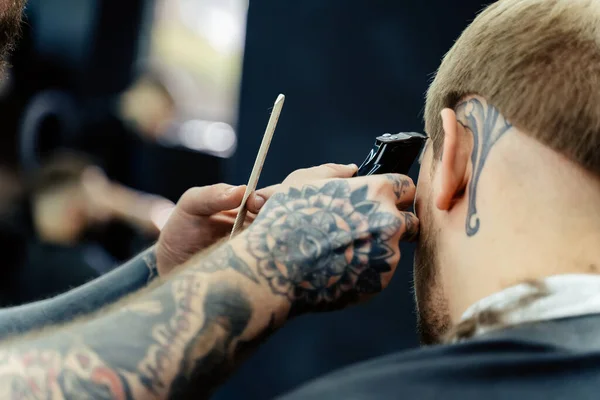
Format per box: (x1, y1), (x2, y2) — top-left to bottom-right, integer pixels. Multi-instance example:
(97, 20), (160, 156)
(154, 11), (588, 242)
(413, 184), (427, 218)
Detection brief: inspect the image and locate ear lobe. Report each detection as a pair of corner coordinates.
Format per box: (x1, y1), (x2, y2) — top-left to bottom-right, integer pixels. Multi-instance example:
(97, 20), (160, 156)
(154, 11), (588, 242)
(436, 108), (469, 211)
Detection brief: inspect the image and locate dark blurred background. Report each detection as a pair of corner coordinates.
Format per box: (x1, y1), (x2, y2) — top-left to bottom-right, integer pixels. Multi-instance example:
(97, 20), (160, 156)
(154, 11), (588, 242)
(0, 0), (486, 398)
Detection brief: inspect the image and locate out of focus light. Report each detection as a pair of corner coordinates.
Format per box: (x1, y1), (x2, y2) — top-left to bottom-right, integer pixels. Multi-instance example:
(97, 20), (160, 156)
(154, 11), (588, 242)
(204, 8), (242, 54)
(179, 120), (237, 157)
(177, 0), (246, 55)
(204, 122), (237, 152)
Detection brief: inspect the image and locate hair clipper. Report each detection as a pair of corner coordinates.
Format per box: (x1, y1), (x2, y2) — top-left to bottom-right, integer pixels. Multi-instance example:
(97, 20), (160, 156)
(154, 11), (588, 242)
(355, 132), (427, 177)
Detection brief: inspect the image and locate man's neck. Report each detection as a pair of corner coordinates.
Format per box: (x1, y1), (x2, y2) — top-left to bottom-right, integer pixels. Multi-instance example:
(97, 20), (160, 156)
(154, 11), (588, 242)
(447, 138), (600, 322)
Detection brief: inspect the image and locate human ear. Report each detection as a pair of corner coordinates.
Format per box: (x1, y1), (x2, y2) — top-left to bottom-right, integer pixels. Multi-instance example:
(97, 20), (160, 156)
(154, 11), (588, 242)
(435, 109), (470, 211)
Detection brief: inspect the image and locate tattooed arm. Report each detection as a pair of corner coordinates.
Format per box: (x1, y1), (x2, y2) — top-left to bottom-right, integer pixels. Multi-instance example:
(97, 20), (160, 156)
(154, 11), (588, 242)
(0, 175), (418, 399)
(0, 247), (158, 340)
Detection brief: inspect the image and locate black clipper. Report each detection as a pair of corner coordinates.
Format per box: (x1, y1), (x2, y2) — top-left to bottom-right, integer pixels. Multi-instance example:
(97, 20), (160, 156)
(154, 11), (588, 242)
(355, 132), (427, 177)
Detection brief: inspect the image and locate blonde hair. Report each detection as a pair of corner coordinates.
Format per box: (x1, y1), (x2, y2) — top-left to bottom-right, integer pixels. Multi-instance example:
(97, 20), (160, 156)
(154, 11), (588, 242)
(425, 0), (600, 174)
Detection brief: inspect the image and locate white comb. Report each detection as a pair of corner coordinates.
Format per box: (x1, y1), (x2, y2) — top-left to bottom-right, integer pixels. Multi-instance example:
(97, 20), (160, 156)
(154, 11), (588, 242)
(230, 94), (285, 239)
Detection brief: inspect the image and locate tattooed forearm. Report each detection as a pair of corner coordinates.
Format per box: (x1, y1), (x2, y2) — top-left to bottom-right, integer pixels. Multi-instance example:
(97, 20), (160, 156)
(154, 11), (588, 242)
(456, 98), (513, 236)
(195, 244), (259, 283)
(0, 247), (265, 399)
(168, 282), (252, 399)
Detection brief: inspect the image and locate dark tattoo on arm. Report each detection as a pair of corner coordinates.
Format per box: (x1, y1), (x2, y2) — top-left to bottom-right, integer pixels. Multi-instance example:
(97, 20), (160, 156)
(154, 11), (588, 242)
(456, 98), (512, 236)
(167, 282), (252, 399)
(195, 244), (259, 283)
(235, 313), (279, 358)
(246, 180), (402, 315)
(0, 249), (258, 399)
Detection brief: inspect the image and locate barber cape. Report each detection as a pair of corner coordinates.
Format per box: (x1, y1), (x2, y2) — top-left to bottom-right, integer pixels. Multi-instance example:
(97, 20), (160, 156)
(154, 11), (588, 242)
(279, 274), (600, 400)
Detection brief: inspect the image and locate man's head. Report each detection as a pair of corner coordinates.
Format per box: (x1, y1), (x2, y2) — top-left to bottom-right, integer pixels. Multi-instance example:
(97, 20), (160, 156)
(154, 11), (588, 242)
(0, 0), (25, 70)
(414, 0), (600, 344)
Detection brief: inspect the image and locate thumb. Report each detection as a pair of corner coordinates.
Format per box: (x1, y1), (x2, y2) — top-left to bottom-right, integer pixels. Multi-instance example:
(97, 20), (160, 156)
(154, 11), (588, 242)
(178, 184), (246, 216)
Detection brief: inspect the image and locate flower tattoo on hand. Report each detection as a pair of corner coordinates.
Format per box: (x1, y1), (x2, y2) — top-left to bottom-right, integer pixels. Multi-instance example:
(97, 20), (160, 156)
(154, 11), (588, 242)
(246, 180), (402, 311)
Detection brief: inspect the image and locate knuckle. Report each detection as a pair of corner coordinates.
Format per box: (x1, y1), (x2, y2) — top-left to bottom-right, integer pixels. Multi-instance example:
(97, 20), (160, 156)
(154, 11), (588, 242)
(181, 183), (230, 203)
(402, 213), (420, 240)
(315, 163), (343, 177)
(375, 176), (393, 191)
(286, 168), (308, 179)
(323, 162), (342, 171)
(403, 182), (417, 197)
(180, 186), (204, 201)
(213, 183), (236, 193)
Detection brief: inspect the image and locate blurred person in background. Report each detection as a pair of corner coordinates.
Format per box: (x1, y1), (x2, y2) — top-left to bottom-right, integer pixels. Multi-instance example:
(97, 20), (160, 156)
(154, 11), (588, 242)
(0, 151), (173, 307)
(77, 69), (178, 188)
(119, 71), (177, 142)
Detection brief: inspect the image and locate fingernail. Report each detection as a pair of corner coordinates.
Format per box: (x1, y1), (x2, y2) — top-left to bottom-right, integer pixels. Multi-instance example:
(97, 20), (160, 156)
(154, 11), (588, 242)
(254, 194), (266, 210)
(348, 164), (358, 169)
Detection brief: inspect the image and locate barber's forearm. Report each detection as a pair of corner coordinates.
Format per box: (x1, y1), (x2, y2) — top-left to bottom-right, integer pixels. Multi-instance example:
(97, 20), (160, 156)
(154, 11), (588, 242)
(0, 246), (159, 339)
(0, 239), (285, 399)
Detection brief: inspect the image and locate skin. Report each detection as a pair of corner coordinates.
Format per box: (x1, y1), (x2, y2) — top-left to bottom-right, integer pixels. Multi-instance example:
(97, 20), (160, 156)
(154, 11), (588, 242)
(156, 163), (361, 275)
(0, 171), (419, 399)
(414, 95), (600, 344)
(0, 164), (359, 339)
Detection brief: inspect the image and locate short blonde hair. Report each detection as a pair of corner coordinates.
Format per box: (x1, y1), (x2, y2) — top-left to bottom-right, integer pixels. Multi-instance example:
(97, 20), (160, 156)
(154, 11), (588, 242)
(425, 0), (600, 174)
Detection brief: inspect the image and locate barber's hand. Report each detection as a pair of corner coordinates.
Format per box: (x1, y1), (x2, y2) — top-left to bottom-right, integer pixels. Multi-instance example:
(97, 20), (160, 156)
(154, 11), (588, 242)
(236, 173), (419, 315)
(156, 163), (358, 276)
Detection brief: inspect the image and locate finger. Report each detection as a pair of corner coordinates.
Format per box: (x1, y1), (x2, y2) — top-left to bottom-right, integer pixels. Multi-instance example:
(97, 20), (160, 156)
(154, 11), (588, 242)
(256, 163), (358, 199)
(289, 163), (358, 181)
(382, 174), (416, 209)
(255, 184), (281, 200)
(400, 212), (420, 242)
(178, 184), (246, 216)
(246, 192), (267, 213)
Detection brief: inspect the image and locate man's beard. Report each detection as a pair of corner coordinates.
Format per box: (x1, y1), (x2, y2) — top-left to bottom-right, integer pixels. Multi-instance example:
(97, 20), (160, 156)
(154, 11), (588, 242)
(413, 198), (451, 345)
(0, 0), (25, 70)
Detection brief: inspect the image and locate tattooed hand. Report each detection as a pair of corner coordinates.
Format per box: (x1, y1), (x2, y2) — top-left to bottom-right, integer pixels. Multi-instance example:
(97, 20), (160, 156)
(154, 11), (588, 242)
(156, 163), (358, 276)
(156, 183), (265, 276)
(239, 174), (419, 315)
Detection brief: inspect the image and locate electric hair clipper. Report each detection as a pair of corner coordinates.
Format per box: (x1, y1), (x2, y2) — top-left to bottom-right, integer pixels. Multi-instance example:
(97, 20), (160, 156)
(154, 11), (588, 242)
(355, 132), (427, 177)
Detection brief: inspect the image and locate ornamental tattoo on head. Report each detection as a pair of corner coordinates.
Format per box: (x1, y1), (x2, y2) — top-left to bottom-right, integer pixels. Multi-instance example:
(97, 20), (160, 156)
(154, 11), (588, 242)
(246, 180), (402, 312)
(456, 99), (513, 237)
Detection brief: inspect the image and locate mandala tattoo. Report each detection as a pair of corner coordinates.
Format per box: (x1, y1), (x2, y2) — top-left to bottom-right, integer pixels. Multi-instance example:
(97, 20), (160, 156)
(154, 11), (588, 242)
(246, 180), (402, 311)
(456, 98), (512, 237)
